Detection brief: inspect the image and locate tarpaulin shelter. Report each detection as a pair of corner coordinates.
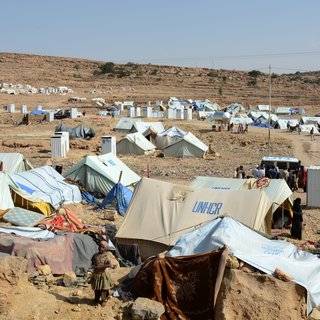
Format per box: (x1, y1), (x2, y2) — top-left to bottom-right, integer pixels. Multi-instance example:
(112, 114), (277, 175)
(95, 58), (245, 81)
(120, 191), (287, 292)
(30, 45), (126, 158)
(10, 166), (81, 209)
(64, 153), (140, 195)
(0, 232), (98, 275)
(0, 172), (52, 215)
(116, 177), (274, 260)
(167, 216), (320, 315)
(55, 123), (95, 139)
(133, 246), (228, 319)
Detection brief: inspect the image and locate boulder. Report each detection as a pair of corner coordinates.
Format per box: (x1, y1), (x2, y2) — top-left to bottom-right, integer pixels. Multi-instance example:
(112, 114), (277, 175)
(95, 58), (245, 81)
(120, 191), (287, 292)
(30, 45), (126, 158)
(37, 264), (51, 276)
(131, 297), (165, 320)
(63, 271), (77, 287)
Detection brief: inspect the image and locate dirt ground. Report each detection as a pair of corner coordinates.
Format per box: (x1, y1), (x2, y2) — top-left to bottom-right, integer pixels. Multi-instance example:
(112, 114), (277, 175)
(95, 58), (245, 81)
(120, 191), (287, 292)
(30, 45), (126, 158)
(0, 109), (319, 319)
(1, 52), (320, 319)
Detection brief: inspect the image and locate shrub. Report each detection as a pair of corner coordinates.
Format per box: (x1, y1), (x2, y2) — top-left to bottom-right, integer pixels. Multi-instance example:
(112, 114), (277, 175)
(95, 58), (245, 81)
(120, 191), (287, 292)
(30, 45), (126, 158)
(99, 62), (115, 74)
(207, 70), (218, 77)
(248, 70), (262, 78)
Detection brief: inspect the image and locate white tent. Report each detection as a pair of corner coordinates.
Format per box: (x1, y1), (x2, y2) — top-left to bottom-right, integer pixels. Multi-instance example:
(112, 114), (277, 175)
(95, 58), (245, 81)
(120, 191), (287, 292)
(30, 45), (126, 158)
(230, 114), (253, 125)
(64, 153), (140, 195)
(225, 103), (246, 115)
(0, 153), (33, 173)
(155, 126), (187, 150)
(131, 121), (165, 135)
(301, 116), (320, 125)
(163, 132), (208, 158)
(116, 177), (274, 259)
(116, 132), (156, 155)
(114, 118), (142, 132)
(256, 104), (271, 111)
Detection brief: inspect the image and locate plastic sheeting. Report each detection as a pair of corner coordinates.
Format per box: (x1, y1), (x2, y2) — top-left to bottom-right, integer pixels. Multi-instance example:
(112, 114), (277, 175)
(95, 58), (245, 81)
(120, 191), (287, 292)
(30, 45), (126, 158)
(99, 183), (133, 215)
(168, 216), (320, 314)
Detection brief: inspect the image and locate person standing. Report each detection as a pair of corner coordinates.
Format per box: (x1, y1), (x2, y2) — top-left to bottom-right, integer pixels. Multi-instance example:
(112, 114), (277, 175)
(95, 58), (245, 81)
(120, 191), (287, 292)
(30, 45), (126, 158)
(310, 127), (315, 141)
(91, 240), (115, 306)
(291, 198), (303, 240)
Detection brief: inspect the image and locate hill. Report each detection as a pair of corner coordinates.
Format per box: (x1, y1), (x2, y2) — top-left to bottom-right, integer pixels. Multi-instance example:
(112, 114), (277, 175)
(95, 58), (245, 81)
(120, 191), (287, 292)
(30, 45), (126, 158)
(1, 52), (320, 112)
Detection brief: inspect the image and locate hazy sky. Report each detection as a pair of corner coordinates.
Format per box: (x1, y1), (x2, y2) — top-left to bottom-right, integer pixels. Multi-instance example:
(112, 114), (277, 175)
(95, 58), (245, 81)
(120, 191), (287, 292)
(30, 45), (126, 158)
(1, 0), (320, 74)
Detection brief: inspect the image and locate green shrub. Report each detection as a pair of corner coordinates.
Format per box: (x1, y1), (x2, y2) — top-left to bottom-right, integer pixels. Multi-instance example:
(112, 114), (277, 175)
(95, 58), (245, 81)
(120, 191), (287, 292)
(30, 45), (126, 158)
(248, 70), (262, 78)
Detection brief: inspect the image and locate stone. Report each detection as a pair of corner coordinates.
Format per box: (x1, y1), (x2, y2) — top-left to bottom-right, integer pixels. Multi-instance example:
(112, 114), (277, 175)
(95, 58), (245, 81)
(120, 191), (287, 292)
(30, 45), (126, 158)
(37, 264), (51, 276)
(226, 254), (240, 269)
(63, 272), (77, 287)
(131, 297), (165, 320)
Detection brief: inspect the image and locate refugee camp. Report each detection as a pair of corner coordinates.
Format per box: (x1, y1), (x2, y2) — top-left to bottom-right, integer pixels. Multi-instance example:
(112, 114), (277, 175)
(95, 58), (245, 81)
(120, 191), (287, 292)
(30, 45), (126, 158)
(2, 2), (320, 319)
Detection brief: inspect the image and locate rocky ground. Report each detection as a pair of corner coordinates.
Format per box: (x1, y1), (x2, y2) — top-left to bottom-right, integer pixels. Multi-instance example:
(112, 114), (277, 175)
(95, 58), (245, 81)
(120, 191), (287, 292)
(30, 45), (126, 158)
(1, 53), (320, 319)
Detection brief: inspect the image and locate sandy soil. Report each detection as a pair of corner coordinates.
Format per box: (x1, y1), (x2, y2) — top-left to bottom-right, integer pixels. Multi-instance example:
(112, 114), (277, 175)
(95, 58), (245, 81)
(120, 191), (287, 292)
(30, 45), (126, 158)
(1, 52), (320, 319)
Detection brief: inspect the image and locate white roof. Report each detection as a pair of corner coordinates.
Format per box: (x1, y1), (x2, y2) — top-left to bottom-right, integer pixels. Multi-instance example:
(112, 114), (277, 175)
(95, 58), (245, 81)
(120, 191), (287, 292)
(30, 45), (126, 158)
(114, 118), (142, 132)
(157, 126), (187, 138)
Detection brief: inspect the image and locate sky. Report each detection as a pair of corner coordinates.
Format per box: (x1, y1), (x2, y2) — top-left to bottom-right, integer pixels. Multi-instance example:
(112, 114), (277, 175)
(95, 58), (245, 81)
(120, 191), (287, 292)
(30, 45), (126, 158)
(1, 0), (320, 74)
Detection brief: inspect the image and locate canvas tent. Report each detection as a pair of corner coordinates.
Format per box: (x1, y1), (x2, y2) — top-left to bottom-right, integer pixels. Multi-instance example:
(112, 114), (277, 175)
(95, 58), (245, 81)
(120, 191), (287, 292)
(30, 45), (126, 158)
(190, 176), (293, 226)
(116, 177), (274, 260)
(116, 132), (156, 156)
(131, 121), (165, 135)
(163, 132), (208, 158)
(0, 153), (33, 173)
(167, 216), (320, 315)
(155, 126), (187, 150)
(10, 166), (81, 209)
(114, 118), (142, 132)
(64, 153), (140, 195)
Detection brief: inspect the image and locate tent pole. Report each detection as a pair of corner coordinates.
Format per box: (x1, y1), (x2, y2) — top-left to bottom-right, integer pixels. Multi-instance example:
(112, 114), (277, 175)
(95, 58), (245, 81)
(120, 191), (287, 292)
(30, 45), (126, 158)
(281, 203), (284, 234)
(118, 171), (123, 183)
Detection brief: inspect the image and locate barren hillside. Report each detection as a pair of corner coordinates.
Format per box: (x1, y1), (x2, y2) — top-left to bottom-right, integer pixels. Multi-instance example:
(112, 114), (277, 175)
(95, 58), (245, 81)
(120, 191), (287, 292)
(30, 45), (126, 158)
(1, 52), (320, 113)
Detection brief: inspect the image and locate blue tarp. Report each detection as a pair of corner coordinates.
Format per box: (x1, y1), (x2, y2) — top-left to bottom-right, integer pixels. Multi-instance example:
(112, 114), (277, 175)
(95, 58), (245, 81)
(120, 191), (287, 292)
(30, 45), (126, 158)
(192, 101), (204, 111)
(30, 110), (47, 115)
(16, 182), (35, 194)
(98, 183), (133, 215)
(249, 122), (274, 128)
(81, 192), (99, 205)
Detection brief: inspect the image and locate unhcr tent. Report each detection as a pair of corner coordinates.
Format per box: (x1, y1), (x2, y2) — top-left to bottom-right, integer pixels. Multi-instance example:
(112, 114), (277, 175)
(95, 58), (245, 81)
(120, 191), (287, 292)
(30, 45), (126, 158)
(163, 132), (208, 158)
(155, 126), (187, 150)
(10, 166), (81, 209)
(98, 183), (133, 215)
(116, 132), (156, 156)
(116, 177), (274, 260)
(190, 176), (293, 227)
(0, 153), (33, 173)
(64, 153), (140, 195)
